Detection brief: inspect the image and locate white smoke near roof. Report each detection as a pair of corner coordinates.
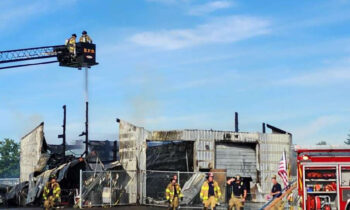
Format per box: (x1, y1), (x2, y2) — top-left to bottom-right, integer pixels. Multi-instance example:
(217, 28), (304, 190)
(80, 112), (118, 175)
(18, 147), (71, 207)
(11, 110), (44, 139)
(125, 64), (164, 127)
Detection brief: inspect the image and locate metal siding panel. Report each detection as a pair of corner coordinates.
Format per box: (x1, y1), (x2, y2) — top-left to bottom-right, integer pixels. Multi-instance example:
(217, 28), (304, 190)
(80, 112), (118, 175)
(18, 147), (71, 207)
(195, 139), (215, 170)
(150, 130), (260, 143)
(119, 120), (150, 204)
(215, 143), (257, 181)
(259, 133), (292, 195)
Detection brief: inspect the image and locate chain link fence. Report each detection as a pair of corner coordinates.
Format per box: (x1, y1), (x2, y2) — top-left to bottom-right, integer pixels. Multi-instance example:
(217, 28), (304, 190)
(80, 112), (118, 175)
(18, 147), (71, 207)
(141, 170), (227, 208)
(80, 170), (137, 208)
(79, 170), (268, 209)
(0, 178), (20, 186)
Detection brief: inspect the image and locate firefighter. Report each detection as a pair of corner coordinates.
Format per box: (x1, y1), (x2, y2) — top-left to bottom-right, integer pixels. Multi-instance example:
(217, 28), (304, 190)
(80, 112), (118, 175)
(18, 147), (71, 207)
(270, 175), (283, 210)
(200, 172), (221, 210)
(173, 174), (178, 182)
(79, 31), (92, 43)
(165, 175), (183, 210)
(43, 174), (61, 210)
(65, 33), (77, 56)
(227, 175), (247, 210)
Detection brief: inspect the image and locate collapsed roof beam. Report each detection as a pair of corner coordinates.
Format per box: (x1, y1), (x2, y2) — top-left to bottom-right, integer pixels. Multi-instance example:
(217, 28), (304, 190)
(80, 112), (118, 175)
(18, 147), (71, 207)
(266, 123), (291, 135)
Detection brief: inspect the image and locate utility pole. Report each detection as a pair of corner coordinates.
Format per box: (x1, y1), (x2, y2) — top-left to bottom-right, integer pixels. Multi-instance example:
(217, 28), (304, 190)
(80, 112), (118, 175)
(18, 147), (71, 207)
(235, 112), (239, 132)
(262, 122), (266, 133)
(58, 105), (66, 161)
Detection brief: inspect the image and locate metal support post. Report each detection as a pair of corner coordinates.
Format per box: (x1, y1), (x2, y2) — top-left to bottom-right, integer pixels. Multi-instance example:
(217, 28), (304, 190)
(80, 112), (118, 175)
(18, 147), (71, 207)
(79, 169), (82, 209)
(58, 105), (66, 161)
(84, 101), (89, 156)
(110, 171), (112, 207)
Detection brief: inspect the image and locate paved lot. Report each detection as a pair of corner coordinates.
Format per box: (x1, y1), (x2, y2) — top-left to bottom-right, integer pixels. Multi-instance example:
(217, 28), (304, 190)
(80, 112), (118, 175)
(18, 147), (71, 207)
(1, 207), (165, 210)
(1, 202), (264, 210)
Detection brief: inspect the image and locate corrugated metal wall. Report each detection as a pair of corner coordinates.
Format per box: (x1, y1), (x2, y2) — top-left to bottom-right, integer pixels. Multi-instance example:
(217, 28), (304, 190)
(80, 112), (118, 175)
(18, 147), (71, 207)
(118, 120), (150, 204)
(258, 133), (292, 196)
(194, 139), (215, 170)
(118, 120), (292, 202)
(215, 143), (257, 181)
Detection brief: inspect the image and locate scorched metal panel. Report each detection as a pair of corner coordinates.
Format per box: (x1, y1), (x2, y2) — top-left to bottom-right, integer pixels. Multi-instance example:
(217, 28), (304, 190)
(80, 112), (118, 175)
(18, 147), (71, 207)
(215, 142), (257, 181)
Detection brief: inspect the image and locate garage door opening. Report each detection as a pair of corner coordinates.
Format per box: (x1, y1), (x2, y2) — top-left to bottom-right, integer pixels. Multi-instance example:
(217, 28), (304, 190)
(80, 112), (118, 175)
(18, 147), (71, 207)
(215, 142), (257, 201)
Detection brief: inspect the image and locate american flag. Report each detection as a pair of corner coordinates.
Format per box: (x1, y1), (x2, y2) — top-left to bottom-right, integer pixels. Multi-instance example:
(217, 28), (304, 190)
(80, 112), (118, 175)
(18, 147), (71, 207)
(278, 150), (289, 188)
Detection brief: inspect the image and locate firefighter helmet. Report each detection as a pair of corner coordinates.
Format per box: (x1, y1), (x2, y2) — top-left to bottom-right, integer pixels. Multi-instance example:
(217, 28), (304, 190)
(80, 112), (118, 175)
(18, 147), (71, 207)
(50, 174), (57, 180)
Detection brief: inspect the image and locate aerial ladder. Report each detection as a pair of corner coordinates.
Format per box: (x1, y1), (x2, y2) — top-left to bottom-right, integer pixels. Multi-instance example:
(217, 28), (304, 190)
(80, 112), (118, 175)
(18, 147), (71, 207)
(0, 41), (98, 157)
(0, 42), (97, 70)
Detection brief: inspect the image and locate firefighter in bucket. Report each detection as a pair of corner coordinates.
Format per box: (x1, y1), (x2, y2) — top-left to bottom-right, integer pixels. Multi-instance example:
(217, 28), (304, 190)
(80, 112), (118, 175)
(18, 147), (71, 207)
(43, 174), (61, 210)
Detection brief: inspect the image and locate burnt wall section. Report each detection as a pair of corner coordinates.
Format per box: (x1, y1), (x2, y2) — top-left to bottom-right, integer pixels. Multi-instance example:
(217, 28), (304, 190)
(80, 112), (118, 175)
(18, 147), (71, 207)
(20, 122), (48, 183)
(117, 119), (293, 202)
(118, 119), (150, 203)
(146, 141), (194, 171)
(89, 140), (119, 163)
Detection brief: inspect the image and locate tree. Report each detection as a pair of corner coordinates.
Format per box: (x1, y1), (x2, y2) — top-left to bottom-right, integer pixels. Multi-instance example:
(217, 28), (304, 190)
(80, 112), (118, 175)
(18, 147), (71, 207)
(0, 138), (20, 178)
(316, 141), (327, 145)
(345, 133), (350, 145)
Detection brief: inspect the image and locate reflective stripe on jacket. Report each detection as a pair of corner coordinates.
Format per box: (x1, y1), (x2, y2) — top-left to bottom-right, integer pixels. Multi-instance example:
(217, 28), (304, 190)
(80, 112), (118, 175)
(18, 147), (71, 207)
(66, 37), (76, 49)
(200, 180), (221, 201)
(43, 182), (61, 200)
(165, 183), (183, 201)
(68, 37), (76, 45)
(79, 35), (92, 43)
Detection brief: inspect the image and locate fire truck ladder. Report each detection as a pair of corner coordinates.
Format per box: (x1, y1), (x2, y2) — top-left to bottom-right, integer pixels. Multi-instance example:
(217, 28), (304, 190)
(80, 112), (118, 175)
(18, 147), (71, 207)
(0, 41), (97, 157)
(0, 45), (64, 70)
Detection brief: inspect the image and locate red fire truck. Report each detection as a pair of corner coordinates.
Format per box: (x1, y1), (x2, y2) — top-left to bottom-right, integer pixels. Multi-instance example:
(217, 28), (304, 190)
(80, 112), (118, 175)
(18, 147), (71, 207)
(296, 146), (350, 210)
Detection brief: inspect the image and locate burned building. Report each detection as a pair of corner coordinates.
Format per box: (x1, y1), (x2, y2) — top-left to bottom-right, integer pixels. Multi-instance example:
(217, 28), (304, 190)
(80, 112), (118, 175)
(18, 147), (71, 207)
(117, 119), (292, 203)
(3, 116), (292, 208)
(4, 122), (120, 207)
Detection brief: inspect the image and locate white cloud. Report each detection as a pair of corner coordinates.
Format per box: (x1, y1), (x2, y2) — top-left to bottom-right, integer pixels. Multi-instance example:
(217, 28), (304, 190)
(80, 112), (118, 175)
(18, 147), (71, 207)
(146, 0), (191, 4)
(292, 115), (344, 144)
(130, 16), (270, 50)
(128, 113), (211, 130)
(146, 0), (177, 3)
(0, 0), (77, 31)
(172, 78), (214, 90)
(188, 1), (234, 15)
(170, 71), (238, 90)
(277, 68), (350, 86)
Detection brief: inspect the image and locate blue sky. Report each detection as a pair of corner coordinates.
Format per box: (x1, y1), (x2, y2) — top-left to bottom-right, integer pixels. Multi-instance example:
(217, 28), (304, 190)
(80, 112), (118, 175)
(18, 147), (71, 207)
(0, 0), (350, 145)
